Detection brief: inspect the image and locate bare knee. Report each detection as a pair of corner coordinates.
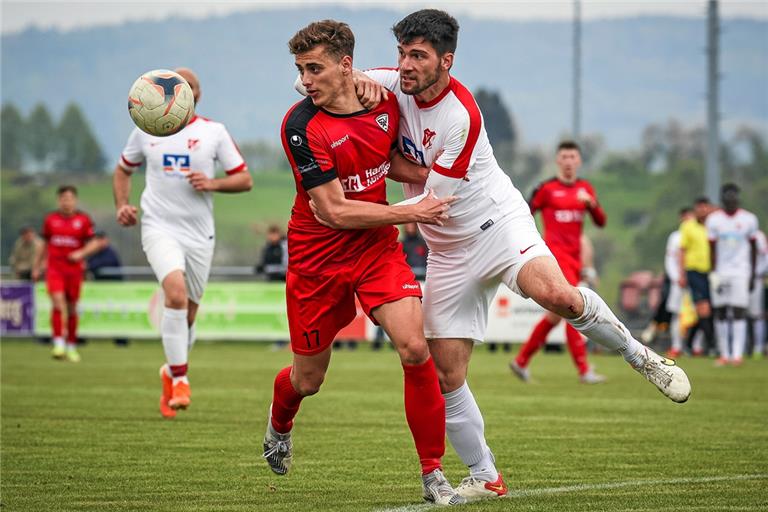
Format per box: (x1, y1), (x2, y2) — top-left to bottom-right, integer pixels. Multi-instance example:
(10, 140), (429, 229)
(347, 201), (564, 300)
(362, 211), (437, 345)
(164, 287), (188, 309)
(541, 285), (582, 319)
(291, 370), (326, 397)
(432, 359), (466, 393)
(394, 337), (430, 366)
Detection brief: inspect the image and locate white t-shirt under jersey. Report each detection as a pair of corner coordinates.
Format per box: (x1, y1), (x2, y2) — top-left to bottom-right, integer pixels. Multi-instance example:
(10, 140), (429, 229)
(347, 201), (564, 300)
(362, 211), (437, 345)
(118, 116), (247, 247)
(365, 69), (529, 250)
(706, 208), (759, 277)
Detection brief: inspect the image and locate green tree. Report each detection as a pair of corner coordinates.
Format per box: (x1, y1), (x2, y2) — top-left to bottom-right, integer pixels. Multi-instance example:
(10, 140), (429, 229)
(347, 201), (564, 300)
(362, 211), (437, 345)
(473, 88), (516, 148)
(25, 103), (57, 170)
(1, 103), (25, 170)
(55, 103), (105, 173)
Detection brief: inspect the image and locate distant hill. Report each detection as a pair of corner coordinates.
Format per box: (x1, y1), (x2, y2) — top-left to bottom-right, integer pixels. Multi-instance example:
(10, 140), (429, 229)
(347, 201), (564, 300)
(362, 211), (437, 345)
(2, 8), (766, 162)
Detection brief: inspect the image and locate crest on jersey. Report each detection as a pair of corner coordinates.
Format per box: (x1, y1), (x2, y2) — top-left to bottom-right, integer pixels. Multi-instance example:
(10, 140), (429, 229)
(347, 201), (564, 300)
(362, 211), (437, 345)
(423, 128), (436, 149)
(187, 139), (200, 150)
(376, 114), (389, 132)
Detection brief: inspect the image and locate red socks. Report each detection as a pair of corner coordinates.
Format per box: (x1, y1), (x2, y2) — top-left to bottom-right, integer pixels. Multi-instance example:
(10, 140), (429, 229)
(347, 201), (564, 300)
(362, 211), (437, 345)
(516, 316), (557, 367)
(271, 366), (304, 434)
(66, 312), (78, 345)
(169, 363), (189, 378)
(402, 357), (445, 475)
(52, 309), (63, 338)
(565, 324), (589, 375)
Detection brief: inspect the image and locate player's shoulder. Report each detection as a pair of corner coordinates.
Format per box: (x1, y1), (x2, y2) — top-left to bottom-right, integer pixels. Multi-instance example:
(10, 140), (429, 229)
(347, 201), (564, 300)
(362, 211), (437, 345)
(533, 177), (560, 192)
(282, 97), (319, 133)
(443, 77), (481, 119)
(42, 210), (58, 222)
(185, 115), (226, 133)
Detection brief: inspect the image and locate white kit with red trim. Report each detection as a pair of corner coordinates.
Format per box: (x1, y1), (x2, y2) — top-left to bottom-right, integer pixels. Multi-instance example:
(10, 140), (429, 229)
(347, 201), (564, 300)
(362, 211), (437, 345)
(364, 69), (528, 249)
(118, 116), (247, 247)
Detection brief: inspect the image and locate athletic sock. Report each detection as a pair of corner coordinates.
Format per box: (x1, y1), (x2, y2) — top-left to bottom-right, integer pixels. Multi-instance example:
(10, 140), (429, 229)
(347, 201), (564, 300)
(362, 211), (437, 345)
(569, 287), (645, 367)
(565, 323), (589, 375)
(715, 319), (731, 360)
(270, 366), (303, 434)
(754, 319), (766, 355)
(52, 336), (65, 350)
(670, 315), (683, 352)
(732, 319), (747, 360)
(516, 317), (556, 367)
(161, 307), (189, 372)
(402, 357), (445, 475)
(52, 308), (63, 338)
(444, 381), (498, 482)
(66, 312), (78, 344)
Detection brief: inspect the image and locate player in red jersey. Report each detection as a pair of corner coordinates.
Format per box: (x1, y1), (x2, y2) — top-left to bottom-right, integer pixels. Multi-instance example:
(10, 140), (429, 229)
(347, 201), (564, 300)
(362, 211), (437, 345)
(262, 20), (464, 506)
(33, 185), (103, 362)
(510, 141), (608, 383)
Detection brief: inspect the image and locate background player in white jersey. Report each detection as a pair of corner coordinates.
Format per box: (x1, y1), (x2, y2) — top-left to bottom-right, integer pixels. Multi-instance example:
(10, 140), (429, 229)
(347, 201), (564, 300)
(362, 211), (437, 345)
(706, 183), (759, 365)
(334, 8), (691, 501)
(749, 230), (767, 357)
(665, 208), (695, 357)
(113, 68), (252, 418)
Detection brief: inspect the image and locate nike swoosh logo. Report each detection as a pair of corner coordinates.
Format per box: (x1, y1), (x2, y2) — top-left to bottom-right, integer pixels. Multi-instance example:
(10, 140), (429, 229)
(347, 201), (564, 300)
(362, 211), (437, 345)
(520, 244), (536, 255)
(485, 483), (507, 494)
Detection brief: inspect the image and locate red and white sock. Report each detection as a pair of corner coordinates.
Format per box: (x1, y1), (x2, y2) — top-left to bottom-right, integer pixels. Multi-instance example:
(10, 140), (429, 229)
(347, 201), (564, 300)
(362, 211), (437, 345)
(403, 357), (445, 475)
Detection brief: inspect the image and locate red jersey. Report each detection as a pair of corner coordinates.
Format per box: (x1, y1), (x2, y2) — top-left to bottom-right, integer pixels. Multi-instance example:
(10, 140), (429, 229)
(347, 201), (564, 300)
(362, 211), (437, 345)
(529, 178), (606, 265)
(41, 210), (95, 272)
(281, 95), (400, 275)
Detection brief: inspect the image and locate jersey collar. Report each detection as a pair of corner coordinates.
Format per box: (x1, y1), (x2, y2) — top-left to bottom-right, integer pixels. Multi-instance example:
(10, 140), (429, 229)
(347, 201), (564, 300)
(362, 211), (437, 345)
(415, 77), (455, 109)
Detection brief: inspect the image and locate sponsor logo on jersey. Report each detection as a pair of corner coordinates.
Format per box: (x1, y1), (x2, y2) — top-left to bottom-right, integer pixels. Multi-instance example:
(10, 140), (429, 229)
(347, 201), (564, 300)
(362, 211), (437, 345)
(376, 113), (389, 132)
(290, 135), (303, 147)
(297, 161), (320, 174)
(72, 219), (82, 229)
(50, 235), (80, 247)
(402, 283), (419, 290)
(187, 139), (200, 150)
(331, 134), (349, 149)
(401, 135), (426, 167)
(554, 209), (584, 223)
(422, 128), (436, 149)
(340, 160), (390, 193)
(163, 154), (191, 173)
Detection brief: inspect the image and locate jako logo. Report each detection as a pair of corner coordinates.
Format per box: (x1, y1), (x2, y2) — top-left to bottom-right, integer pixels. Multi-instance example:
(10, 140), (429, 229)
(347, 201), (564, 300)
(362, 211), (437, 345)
(402, 283), (419, 290)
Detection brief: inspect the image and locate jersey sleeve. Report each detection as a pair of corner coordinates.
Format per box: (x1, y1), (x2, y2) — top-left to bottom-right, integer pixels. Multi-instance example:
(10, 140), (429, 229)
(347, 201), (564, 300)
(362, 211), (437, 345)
(281, 113), (337, 191)
(432, 108), (481, 179)
(215, 125), (248, 175)
(528, 182), (547, 214)
(583, 182), (607, 226)
(83, 214), (96, 240)
(41, 215), (52, 240)
(363, 68), (400, 92)
(118, 128), (145, 172)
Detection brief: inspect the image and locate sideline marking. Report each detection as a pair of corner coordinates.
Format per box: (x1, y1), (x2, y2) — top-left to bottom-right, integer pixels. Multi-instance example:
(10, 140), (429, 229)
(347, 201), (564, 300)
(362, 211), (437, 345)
(372, 473), (768, 512)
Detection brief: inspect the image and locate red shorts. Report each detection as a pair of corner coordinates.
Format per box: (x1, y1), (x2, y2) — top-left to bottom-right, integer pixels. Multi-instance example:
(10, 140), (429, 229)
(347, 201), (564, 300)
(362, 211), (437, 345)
(46, 267), (84, 302)
(554, 252), (581, 286)
(286, 238), (422, 356)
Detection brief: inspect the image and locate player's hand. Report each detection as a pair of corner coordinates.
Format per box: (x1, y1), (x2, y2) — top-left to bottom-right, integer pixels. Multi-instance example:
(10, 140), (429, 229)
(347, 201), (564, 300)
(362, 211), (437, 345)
(31, 268), (41, 282)
(576, 188), (595, 207)
(68, 250), (84, 262)
(116, 205), (138, 226)
(412, 191), (457, 226)
(187, 172), (216, 192)
(354, 71), (388, 110)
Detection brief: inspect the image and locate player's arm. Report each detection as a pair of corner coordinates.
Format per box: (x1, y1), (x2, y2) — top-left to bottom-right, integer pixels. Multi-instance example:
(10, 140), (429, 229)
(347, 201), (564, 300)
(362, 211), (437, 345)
(579, 184), (606, 227)
(68, 237), (106, 263)
(113, 163), (138, 227)
(308, 178), (454, 230)
(187, 169), (252, 193)
(387, 149), (429, 184)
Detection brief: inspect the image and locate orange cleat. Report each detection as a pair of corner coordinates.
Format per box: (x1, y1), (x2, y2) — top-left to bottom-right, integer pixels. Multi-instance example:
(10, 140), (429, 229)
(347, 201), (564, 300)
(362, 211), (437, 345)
(169, 379), (191, 410)
(159, 365), (176, 419)
(666, 349), (682, 359)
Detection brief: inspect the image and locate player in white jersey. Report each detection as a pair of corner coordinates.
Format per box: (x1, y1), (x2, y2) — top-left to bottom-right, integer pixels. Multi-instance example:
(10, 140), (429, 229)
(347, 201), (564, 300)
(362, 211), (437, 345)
(706, 183), (759, 365)
(341, 9), (692, 501)
(113, 68), (252, 418)
(749, 230), (767, 357)
(664, 208), (694, 357)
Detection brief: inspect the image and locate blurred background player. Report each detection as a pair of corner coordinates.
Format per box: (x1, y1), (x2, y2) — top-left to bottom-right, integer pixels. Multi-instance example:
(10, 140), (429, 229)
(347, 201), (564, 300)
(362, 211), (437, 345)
(510, 141), (608, 384)
(706, 183), (759, 366)
(664, 208), (695, 357)
(264, 20), (464, 506)
(33, 185), (102, 362)
(113, 67), (252, 419)
(748, 229), (767, 358)
(255, 224), (288, 282)
(9, 226), (43, 281)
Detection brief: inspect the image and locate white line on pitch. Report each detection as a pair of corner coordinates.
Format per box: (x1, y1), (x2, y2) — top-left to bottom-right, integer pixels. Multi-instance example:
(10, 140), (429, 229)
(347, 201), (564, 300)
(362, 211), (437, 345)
(372, 473), (768, 512)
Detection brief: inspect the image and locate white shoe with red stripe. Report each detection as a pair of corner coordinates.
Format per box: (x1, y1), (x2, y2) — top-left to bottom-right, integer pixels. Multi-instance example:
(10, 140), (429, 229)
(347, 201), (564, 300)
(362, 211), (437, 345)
(455, 473), (508, 501)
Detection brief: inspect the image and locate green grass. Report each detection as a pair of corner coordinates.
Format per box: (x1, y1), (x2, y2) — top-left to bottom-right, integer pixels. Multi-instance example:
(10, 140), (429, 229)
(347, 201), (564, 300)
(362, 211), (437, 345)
(2, 340), (767, 511)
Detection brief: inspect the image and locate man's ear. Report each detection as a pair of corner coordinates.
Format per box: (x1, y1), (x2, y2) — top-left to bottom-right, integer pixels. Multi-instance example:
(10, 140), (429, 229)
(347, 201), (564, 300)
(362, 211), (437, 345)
(441, 52), (454, 72)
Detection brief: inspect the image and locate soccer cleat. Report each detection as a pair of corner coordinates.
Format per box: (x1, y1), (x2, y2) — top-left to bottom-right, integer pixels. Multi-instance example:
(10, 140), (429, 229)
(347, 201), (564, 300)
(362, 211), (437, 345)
(715, 357), (730, 367)
(65, 347), (81, 363)
(631, 347), (691, 403)
(263, 421), (293, 475)
(422, 468), (466, 506)
(579, 369), (607, 384)
(159, 365), (176, 419)
(666, 348), (682, 359)
(509, 360), (530, 382)
(455, 473), (508, 501)
(51, 345), (66, 360)
(168, 380), (191, 410)
(731, 358), (744, 367)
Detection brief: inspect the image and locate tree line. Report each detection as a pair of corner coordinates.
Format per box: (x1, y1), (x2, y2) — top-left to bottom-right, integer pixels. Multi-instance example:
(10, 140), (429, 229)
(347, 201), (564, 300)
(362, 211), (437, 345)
(1, 102), (105, 173)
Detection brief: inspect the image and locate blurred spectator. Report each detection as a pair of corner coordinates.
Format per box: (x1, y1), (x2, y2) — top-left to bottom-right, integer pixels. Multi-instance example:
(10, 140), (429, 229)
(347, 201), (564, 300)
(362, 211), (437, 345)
(256, 225), (288, 282)
(86, 231), (128, 346)
(9, 226), (44, 281)
(401, 223), (428, 281)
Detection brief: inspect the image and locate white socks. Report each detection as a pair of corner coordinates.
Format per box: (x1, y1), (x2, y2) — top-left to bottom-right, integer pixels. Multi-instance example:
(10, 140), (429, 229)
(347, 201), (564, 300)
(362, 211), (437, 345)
(53, 337), (65, 350)
(670, 315), (682, 352)
(161, 307), (189, 368)
(444, 382), (498, 482)
(754, 319), (766, 356)
(716, 320), (731, 360)
(732, 319), (747, 360)
(568, 287), (645, 367)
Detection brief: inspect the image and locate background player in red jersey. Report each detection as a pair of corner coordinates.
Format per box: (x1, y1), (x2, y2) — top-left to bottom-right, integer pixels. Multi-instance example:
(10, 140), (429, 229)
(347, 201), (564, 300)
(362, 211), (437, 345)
(32, 185), (103, 362)
(510, 141), (608, 383)
(262, 20), (464, 506)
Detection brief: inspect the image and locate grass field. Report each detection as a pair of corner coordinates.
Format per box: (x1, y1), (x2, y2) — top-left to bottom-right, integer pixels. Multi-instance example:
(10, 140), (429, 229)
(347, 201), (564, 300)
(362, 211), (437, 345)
(2, 339), (767, 511)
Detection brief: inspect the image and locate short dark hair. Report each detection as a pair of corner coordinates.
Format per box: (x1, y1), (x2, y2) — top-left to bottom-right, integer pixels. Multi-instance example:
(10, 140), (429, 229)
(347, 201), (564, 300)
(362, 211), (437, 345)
(557, 140), (581, 153)
(288, 20), (355, 61)
(721, 182), (740, 195)
(392, 9), (459, 56)
(20, 226), (35, 235)
(679, 207), (693, 216)
(57, 185), (77, 196)
(694, 196), (710, 205)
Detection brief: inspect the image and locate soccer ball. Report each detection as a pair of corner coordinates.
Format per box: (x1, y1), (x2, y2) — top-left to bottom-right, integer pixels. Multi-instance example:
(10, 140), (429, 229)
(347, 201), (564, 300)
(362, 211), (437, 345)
(127, 69), (195, 136)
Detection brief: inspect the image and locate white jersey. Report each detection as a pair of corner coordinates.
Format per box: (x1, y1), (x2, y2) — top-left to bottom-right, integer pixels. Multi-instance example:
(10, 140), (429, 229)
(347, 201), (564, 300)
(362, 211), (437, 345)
(118, 116), (247, 247)
(755, 230), (768, 277)
(365, 69), (529, 250)
(706, 208), (759, 277)
(664, 230), (682, 282)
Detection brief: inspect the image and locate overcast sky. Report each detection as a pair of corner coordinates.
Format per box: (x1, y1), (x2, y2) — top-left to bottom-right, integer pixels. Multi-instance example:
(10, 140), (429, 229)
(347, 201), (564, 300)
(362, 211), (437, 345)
(2, 0), (767, 34)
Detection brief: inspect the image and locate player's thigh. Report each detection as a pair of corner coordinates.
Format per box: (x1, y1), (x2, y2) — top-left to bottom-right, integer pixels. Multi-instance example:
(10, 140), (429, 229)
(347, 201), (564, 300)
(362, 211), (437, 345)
(687, 271), (711, 304)
(142, 229), (186, 287)
(372, 296), (429, 364)
(63, 272), (83, 304)
(516, 256), (581, 316)
(183, 244), (214, 304)
(286, 270), (356, 356)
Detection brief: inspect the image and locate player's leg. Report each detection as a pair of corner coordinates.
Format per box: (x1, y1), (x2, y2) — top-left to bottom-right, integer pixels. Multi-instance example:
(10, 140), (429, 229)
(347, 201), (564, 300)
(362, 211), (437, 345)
(511, 312), (560, 381)
(182, 244), (213, 354)
(666, 283), (684, 357)
(567, 324), (606, 383)
(187, 300), (198, 352)
(713, 306), (731, 364)
(691, 271), (716, 355)
(63, 272), (84, 362)
(731, 306), (748, 364)
(46, 270), (67, 358)
(515, 256), (691, 403)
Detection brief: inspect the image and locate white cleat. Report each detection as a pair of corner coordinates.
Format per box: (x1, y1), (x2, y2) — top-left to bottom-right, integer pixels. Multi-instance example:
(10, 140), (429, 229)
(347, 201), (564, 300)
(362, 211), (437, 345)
(579, 369), (607, 384)
(455, 473), (508, 501)
(263, 421), (293, 475)
(632, 347), (691, 403)
(509, 360), (530, 382)
(422, 469), (467, 506)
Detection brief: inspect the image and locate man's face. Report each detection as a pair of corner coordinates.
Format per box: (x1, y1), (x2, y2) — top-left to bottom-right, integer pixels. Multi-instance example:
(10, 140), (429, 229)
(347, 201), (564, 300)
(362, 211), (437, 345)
(397, 38), (447, 96)
(176, 68), (201, 105)
(21, 230), (35, 242)
(295, 45), (350, 108)
(58, 191), (77, 215)
(267, 231), (281, 244)
(694, 202), (710, 221)
(721, 190), (740, 213)
(556, 149), (581, 182)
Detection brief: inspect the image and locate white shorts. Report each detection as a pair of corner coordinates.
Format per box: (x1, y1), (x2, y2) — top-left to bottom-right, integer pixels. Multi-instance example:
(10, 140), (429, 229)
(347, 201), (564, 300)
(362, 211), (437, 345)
(710, 273), (750, 309)
(422, 213), (552, 342)
(142, 228), (214, 303)
(666, 281), (684, 314)
(748, 279), (764, 318)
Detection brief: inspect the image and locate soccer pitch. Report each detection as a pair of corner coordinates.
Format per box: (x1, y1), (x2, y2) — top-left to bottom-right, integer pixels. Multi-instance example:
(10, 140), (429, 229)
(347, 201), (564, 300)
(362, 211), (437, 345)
(2, 339), (766, 511)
